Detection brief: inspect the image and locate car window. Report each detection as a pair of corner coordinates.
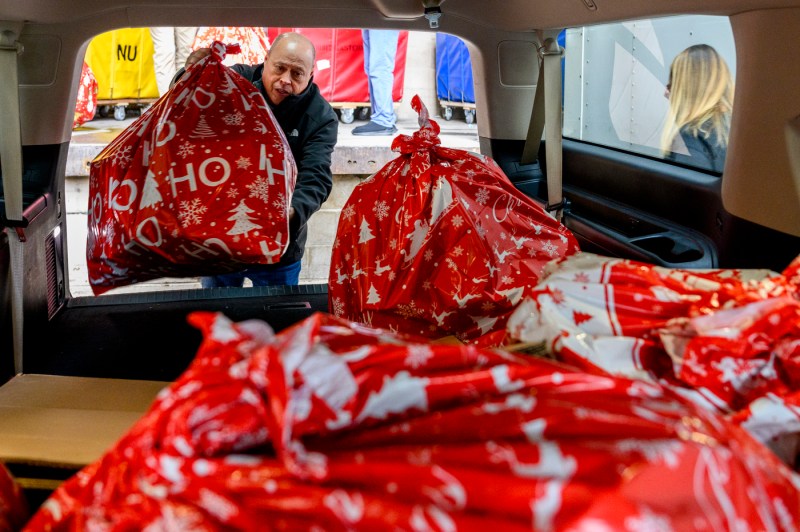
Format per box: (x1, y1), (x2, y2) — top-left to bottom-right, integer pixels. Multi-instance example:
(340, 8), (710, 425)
(562, 15), (736, 173)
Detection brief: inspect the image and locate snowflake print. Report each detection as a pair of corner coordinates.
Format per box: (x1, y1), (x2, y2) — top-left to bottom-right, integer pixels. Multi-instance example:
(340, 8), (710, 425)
(408, 448), (433, 466)
(455, 331), (470, 343)
(574, 272), (591, 283)
(424, 249), (434, 262)
(342, 204), (356, 220)
(178, 198), (208, 227)
(464, 168), (477, 178)
(501, 275), (514, 285)
(481, 301), (496, 312)
(475, 188), (490, 205)
(446, 258), (459, 271)
(389, 238), (398, 250)
(388, 271), (396, 281)
(246, 176), (270, 203)
(332, 297), (345, 316)
(624, 507), (673, 532)
(226, 187), (239, 199)
(527, 246), (539, 258)
(373, 200), (390, 221)
(253, 122), (268, 134)
(272, 193), (286, 210)
(405, 345), (433, 369)
(236, 156), (252, 169)
(272, 137), (284, 152)
(396, 301), (423, 319)
(615, 440), (683, 470)
(223, 111), (245, 126)
(177, 141), (195, 158)
(549, 288), (566, 305)
(542, 240), (559, 257)
(422, 281), (432, 290)
(450, 214), (464, 228)
(452, 246), (464, 257)
(112, 145), (132, 167)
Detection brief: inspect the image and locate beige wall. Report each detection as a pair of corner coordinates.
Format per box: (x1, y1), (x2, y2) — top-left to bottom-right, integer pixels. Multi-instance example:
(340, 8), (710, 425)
(397, 31), (437, 121)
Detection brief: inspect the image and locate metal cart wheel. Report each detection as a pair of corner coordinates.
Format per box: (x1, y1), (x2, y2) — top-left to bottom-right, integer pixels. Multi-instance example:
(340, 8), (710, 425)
(464, 109), (476, 124)
(339, 108), (355, 124)
(442, 106), (453, 121)
(113, 104), (127, 121)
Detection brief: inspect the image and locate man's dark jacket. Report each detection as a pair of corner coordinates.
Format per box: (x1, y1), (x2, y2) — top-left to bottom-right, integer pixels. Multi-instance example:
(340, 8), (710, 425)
(231, 63), (338, 266)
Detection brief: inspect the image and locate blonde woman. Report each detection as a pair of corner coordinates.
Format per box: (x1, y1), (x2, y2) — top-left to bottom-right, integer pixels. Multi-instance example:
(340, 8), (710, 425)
(661, 44), (734, 173)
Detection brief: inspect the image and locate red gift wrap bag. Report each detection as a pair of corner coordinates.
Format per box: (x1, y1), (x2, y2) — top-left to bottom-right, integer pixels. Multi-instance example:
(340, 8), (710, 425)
(0, 463), (27, 531)
(192, 27), (270, 66)
(72, 61), (97, 129)
(507, 251), (800, 466)
(329, 96), (579, 346)
(25, 311), (800, 530)
(87, 41), (296, 294)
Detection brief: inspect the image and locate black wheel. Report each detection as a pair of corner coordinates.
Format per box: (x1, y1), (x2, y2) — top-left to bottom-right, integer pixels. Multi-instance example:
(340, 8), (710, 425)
(443, 106), (453, 121)
(357, 107), (371, 121)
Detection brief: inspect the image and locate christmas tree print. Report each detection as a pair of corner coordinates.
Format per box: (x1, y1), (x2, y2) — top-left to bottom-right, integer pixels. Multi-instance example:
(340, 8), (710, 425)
(573, 310), (593, 326)
(359, 218), (375, 244)
(366, 283), (381, 304)
(227, 199), (262, 236)
(190, 115), (215, 139)
(139, 169), (163, 209)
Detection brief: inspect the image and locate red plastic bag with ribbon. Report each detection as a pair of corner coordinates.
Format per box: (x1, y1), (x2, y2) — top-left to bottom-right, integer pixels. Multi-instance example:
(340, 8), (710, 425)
(507, 251), (800, 465)
(0, 463), (27, 531)
(25, 311), (800, 530)
(87, 41), (296, 294)
(73, 61), (97, 129)
(329, 95), (579, 347)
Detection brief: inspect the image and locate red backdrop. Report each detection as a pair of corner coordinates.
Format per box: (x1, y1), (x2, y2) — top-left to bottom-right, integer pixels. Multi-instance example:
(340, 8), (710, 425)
(266, 28), (408, 104)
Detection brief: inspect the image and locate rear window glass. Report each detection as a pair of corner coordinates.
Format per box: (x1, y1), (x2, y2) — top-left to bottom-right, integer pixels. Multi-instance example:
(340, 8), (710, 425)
(562, 15), (736, 174)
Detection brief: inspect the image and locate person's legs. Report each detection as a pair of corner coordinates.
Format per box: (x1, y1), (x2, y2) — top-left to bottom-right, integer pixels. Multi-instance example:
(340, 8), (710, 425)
(246, 260), (302, 287)
(149, 27), (177, 96)
(174, 27), (199, 71)
(362, 29), (374, 111)
(353, 29), (399, 135)
(365, 29), (399, 128)
(200, 271), (246, 288)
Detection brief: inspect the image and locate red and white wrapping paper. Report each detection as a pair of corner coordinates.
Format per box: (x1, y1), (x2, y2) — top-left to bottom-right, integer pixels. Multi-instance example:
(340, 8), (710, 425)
(0, 463), (27, 532)
(507, 251), (800, 466)
(329, 95), (579, 347)
(72, 61), (97, 129)
(25, 311), (800, 530)
(87, 41), (296, 295)
(192, 27), (270, 66)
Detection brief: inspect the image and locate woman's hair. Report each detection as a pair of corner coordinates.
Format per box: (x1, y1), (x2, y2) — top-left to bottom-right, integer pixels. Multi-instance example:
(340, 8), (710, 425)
(660, 44), (734, 155)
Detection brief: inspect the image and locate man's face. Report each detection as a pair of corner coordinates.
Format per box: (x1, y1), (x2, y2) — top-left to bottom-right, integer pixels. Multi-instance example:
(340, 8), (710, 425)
(261, 39), (314, 105)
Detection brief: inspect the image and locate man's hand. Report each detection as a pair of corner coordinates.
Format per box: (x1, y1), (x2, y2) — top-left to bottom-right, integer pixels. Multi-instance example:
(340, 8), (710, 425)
(289, 207), (296, 220)
(185, 48), (211, 68)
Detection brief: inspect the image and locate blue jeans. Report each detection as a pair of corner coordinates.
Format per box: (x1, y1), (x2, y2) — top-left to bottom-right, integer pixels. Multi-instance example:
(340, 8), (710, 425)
(200, 260), (301, 288)
(362, 29), (400, 128)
